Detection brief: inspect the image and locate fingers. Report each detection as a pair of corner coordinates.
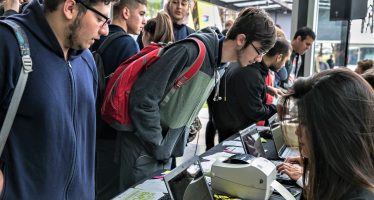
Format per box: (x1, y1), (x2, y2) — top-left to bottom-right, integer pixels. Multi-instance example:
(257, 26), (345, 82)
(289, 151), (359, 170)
(276, 163), (303, 181)
(284, 156), (302, 164)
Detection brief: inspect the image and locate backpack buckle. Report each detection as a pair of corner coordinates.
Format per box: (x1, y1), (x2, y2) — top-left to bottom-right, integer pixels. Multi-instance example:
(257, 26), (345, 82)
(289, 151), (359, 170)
(22, 55), (33, 73)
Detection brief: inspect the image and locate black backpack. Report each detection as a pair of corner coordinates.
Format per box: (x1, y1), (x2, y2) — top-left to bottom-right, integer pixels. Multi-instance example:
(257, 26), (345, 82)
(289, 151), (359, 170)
(91, 31), (127, 136)
(92, 31), (127, 106)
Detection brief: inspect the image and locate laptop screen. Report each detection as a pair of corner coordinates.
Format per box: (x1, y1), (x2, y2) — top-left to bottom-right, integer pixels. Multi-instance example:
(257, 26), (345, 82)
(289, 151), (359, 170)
(164, 156), (213, 200)
(239, 124), (266, 157)
(271, 125), (286, 156)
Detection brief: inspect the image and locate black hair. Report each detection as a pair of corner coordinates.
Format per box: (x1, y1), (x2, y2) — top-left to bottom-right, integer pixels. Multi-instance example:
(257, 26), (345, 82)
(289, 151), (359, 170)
(45, 0), (115, 13)
(293, 26), (316, 41)
(266, 38), (291, 57)
(113, 0), (147, 18)
(226, 7), (276, 52)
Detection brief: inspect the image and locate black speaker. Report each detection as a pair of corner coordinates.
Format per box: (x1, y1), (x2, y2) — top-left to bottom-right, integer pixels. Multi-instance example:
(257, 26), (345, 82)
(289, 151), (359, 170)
(330, 0), (368, 21)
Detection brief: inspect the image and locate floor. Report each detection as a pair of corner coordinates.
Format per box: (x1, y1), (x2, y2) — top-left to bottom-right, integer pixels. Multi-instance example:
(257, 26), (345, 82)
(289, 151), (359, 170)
(177, 108), (219, 165)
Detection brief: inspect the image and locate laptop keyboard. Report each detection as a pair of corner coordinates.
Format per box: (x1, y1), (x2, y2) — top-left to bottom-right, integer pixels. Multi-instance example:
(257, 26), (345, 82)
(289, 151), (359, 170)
(282, 147), (299, 158)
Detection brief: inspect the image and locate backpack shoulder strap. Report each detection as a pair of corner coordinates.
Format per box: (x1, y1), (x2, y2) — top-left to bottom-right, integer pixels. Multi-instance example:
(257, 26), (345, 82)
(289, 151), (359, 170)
(174, 37), (206, 88)
(96, 31), (127, 54)
(0, 20), (33, 155)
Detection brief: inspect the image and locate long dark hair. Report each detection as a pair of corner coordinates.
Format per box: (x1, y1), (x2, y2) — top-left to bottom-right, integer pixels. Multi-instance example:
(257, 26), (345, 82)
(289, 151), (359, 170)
(279, 68), (374, 199)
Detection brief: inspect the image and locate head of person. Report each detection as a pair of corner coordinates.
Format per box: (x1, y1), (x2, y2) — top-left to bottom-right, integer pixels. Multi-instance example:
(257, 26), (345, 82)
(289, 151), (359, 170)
(279, 68), (374, 199)
(265, 38), (291, 71)
(355, 59), (374, 74)
(142, 11), (175, 46)
(224, 19), (233, 30)
(44, 0), (116, 50)
(226, 7), (276, 67)
(362, 69), (374, 88)
(275, 26), (286, 39)
(291, 26), (315, 55)
(112, 0), (147, 35)
(165, 0), (191, 25)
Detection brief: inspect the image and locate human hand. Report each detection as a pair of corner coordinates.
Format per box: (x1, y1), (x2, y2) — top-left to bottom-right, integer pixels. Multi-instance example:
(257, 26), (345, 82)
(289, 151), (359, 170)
(2, 0), (20, 13)
(276, 162), (303, 181)
(284, 156), (302, 165)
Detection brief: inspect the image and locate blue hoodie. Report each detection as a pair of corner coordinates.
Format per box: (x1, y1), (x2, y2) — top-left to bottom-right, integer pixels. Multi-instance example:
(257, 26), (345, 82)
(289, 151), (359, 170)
(0, 0), (97, 199)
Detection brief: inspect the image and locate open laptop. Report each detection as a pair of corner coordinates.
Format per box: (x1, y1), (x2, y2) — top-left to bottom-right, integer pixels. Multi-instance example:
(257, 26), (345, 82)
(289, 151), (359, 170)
(268, 114), (299, 160)
(163, 156), (214, 200)
(239, 124), (266, 158)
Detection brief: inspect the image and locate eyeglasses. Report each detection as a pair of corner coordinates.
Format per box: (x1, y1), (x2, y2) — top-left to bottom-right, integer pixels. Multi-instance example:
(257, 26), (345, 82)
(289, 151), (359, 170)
(251, 42), (267, 56)
(76, 0), (111, 28)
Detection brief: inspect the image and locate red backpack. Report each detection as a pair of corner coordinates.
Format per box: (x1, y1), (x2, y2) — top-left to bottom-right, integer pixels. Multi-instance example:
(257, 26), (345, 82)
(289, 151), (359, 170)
(101, 37), (206, 131)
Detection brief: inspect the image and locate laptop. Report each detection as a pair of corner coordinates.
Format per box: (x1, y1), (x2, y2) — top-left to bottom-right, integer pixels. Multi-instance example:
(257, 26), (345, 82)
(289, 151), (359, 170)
(268, 114), (299, 160)
(239, 124), (266, 158)
(163, 156), (214, 200)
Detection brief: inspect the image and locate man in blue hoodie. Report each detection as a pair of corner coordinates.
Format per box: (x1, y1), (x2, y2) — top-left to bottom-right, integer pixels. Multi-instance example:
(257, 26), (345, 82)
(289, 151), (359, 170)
(0, 0), (115, 198)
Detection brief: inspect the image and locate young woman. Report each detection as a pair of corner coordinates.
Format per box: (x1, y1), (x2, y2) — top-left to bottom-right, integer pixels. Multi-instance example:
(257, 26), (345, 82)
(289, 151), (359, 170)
(141, 11), (175, 46)
(278, 68), (374, 199)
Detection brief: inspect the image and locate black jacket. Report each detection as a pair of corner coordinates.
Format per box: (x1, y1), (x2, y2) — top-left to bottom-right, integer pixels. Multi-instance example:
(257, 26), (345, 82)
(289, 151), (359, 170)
(211, 62), (276, 139)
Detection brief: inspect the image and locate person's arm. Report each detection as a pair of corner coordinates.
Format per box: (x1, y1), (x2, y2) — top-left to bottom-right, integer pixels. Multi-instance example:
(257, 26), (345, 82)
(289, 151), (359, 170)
(234, 68), (276, 122)
(129, 42), (197, 160)
(0, 21), (24, 194)
(267, 85), (285, 97)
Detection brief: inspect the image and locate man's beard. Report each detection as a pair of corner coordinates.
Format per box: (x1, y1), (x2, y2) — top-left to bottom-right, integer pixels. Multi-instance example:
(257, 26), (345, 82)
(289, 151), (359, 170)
(66, 14), (83, 50)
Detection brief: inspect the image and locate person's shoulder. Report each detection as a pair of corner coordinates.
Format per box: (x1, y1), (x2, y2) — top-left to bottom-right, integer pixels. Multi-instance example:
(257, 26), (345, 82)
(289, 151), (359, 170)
(0, 21), (18, 41)
(80, 49), (96, 67)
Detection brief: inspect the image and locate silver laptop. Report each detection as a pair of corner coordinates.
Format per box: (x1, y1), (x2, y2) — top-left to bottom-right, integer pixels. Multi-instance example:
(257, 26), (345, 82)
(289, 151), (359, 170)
(239, 124), (266, 158)
(163, 156), (214, 200)
(268, 114), (299, 160)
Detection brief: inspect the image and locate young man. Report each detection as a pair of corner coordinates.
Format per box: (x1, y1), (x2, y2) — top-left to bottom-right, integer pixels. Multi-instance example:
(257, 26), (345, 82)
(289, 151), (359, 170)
(280, 26), (315, 87)
(0, 0), (113, 198)
(211, 38), (292, 141)
(90, 0), (146, 199)
(92, 0), (146, 74)
(165, 0), (194, 41)
(117, 7), (276, 191)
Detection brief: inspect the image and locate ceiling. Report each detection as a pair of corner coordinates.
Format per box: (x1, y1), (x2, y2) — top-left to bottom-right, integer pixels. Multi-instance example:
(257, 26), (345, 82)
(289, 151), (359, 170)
(200, 0), (331, 12)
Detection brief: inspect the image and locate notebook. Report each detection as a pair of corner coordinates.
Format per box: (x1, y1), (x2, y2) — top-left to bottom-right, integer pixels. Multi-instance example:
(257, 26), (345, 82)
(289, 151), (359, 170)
(239, 124), (266, 157)
(163, 156), (214, 200)
(268, 114), (299, 160)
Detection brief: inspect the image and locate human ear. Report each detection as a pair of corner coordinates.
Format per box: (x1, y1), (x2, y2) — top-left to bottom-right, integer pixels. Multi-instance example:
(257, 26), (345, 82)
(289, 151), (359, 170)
(236, 34), (246, 49)
(63, 0), (78, 20)
(122, 6), (130, 20)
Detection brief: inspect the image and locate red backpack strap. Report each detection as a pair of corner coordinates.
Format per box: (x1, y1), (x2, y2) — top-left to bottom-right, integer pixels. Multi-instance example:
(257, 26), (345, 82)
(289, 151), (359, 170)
(174, 38), (206, 88)
(160, 37), (206, 106)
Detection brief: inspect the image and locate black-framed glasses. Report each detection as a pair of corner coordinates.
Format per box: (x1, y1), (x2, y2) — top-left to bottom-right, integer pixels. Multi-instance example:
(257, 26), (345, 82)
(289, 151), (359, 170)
(76, 0), (111, 28)
(251, 42), (267, 56)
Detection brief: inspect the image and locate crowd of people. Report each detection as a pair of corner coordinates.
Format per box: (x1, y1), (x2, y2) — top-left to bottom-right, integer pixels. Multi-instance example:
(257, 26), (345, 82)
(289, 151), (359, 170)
(1, 0), (374, 199)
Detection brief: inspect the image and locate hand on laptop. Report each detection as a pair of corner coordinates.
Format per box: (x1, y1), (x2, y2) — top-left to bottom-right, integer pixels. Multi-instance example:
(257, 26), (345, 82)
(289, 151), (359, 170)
(284, 156), (303, 165)
(276, 162), (303, 181)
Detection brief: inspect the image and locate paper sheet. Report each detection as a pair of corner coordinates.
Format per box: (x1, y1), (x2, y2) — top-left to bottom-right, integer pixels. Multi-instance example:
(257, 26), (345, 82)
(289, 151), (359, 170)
(202, 152), (234, 161)
(222, 140), (242, 147)
(224, 146), (245, 154)
(112, 188), (164, 200)
(135, 179), (168, 193)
